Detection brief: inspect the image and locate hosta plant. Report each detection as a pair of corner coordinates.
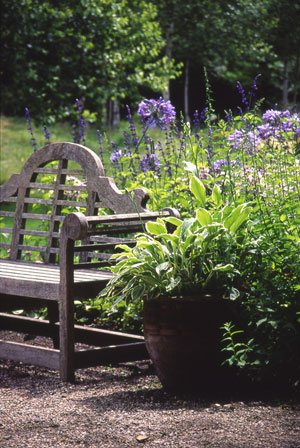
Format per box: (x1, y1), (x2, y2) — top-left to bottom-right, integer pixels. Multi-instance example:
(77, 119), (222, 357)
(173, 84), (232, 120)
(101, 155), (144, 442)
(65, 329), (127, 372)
(100, 176), (252, 304)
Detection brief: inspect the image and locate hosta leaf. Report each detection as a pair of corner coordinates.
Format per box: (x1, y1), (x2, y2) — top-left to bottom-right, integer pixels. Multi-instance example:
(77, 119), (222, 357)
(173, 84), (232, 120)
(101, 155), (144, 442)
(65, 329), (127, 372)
(146, 221), (167, 235)
(229, 211), (250, 233)
(180, 218), (196, 237)
(183, 160), (198, 175)
(131, 285), (146, 301)
(155, 262), (170, 274)
(163, 216), (183, 227)
(224, 204), (251, 232)
(211, 184), (223, 207)
(166, 276), (181, 292)
(114, 244), (133, 252)
(190, 176), (206, 206)
(214, 263), (234, 272)
(196, 208), (212, 226)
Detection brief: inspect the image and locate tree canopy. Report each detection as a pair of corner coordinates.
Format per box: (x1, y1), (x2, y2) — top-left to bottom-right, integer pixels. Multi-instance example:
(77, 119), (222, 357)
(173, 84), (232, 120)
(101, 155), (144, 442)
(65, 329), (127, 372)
(1, 0), (299, 122)
(1, 0), (179, 122)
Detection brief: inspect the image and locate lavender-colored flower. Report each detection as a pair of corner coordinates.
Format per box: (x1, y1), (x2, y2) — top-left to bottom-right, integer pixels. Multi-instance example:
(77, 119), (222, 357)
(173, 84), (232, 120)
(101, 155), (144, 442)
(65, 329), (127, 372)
(248, 73), (261, 98)
(25, 107), (38, 151)
(137, 97), (176, 129)
(126, 105), (139, 150)
(97, 130), (104, 160)
(200, 107), (208, 121)
(258, 123), (273, 139)
(43, 126), (51, 143)
(252, 73), (261, 92)
(110, 148), (123, 170)
(214, 159), (229, 172)
(225, 109), (233, 123)
(246, 131), (261, 154)
(291, 112), (300, 124)
(227, 130), (244, 149)
(281, 120), (294, 133)
(139, 153), (161, 173)
(262, 109), (289, 125)
(193, 109), (199, 125)
(214, 158), (241, 172)
(237, 81), (249, 110)
(227, 129), (261, 153)
(193, 110), (200, 135)
(74, 98), (86, 145)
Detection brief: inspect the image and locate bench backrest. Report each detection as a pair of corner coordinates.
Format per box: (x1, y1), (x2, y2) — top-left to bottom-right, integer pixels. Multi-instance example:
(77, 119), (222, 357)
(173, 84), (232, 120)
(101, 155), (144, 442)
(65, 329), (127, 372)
(0, 142), (148, 264)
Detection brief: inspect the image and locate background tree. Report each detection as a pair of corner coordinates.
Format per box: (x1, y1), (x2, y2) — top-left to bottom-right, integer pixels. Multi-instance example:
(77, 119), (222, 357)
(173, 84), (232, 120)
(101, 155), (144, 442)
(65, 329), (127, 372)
(1, 0), (299, 124)
(1, 0), (179, 124)
(154, 0), (299, 117)
(266, 0), (300, 109)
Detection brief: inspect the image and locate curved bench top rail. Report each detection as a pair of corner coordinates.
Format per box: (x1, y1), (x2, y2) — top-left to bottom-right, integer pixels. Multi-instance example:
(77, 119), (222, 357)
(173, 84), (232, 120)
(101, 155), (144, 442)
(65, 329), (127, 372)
(0, 142), (149, 263)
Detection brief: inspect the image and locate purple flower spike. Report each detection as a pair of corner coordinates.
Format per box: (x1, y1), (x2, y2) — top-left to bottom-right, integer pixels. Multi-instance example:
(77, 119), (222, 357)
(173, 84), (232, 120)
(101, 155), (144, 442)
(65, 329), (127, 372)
(97, 130), (104, 161)
(137, 97), (176, 130)
(43, 126), (51, 143)
(237, 81), (249, 111)
(75, 98), (86, 145)
(25, 107), (38, 151)
(139, 153), (161, 173)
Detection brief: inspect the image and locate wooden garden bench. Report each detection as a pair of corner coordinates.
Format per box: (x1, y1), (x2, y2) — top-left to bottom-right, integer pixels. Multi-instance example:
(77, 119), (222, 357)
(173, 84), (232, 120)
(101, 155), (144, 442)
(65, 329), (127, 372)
(0, 142), (178, 382)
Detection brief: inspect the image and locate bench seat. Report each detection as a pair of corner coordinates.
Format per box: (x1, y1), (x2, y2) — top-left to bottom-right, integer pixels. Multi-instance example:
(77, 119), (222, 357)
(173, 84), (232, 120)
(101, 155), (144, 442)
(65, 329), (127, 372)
(0, 260), (112, 300)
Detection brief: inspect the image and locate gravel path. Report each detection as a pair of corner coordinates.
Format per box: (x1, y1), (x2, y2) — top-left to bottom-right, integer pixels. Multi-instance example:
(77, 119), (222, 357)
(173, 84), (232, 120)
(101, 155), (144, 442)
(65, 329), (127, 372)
(0, 357), (299, 448)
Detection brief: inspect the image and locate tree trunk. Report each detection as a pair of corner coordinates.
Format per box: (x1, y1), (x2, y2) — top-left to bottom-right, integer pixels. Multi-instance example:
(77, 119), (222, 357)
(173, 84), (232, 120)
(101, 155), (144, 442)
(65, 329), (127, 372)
(292, 51), (300, 106)
(282, 59), (289, 110)
(107, 99), (112, 129)
(106, 99), (120, 128)
(162, 23), (174, 102)
(112, 99), (120, 128)
(184, 59), (190, 123)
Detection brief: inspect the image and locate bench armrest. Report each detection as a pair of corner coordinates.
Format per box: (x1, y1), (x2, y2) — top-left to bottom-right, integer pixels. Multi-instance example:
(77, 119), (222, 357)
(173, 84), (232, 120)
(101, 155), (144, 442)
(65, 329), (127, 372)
(59, 208), (180, 278)
(61, 209), (180, 241)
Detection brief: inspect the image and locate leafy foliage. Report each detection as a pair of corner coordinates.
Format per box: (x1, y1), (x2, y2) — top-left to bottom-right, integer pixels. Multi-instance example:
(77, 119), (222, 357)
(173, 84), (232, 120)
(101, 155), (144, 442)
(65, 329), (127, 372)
(100, 182), (252, 303)
(1, 0), (179, 123)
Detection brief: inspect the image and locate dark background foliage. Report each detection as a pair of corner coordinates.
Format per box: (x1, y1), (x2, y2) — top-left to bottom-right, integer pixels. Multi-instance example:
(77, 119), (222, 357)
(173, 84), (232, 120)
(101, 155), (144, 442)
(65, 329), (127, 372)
(1, 0), (300, 123)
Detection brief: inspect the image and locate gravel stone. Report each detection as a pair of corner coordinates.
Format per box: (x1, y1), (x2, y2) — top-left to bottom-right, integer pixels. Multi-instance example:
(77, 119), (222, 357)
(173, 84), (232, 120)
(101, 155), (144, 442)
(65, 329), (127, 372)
(0, 358), (299, 448)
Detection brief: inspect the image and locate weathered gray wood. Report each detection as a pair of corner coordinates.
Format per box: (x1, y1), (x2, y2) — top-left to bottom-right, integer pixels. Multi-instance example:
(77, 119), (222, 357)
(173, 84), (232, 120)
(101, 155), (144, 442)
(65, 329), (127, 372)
(74, 342), (148, 368)
(0, 339), (60, 370)
(0, 142), (179, 382)
(0, 313), (144, 346)
(0, 173), (20, 200)
(59, 231), (76, 382)
(45, 158), (67, 264)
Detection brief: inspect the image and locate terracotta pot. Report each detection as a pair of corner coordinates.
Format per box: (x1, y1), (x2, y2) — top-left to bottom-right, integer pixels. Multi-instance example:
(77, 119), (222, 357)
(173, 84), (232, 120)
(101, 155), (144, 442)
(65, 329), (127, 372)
(143, 296), (234, 393)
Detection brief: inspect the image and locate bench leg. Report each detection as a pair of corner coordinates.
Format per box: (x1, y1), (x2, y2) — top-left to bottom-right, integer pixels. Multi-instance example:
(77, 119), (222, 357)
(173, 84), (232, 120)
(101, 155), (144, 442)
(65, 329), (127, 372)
(59, 289), (75, 383)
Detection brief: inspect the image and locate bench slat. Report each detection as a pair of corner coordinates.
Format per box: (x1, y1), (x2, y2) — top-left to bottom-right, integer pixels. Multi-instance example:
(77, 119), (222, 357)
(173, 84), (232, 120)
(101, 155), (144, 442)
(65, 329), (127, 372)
(22, 213), (64, 221)
(90, 236), (134, 243)
(20, 229), (51, 237)
(2, 197), (88, 207)
(0, 211), (16, 218)
(74, 342), (148, 368)
(28, 183), (87, 191)
(33, 168), (85, 175)
(0, 340), (60, 370)
(16, 244), (47, 253)
(73, 261), (111, 269)
(0, 227), (13, 233)
(0, 260), (112, 281)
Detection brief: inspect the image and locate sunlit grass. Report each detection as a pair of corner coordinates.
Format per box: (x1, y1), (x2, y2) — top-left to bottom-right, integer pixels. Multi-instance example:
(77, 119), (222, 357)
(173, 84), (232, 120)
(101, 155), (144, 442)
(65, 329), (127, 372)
(0, 115), (167, 184)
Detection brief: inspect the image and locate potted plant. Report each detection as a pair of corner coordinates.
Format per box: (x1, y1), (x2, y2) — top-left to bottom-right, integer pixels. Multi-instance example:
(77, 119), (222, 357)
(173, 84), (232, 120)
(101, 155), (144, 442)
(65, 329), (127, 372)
(101, 177), (252, 392)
